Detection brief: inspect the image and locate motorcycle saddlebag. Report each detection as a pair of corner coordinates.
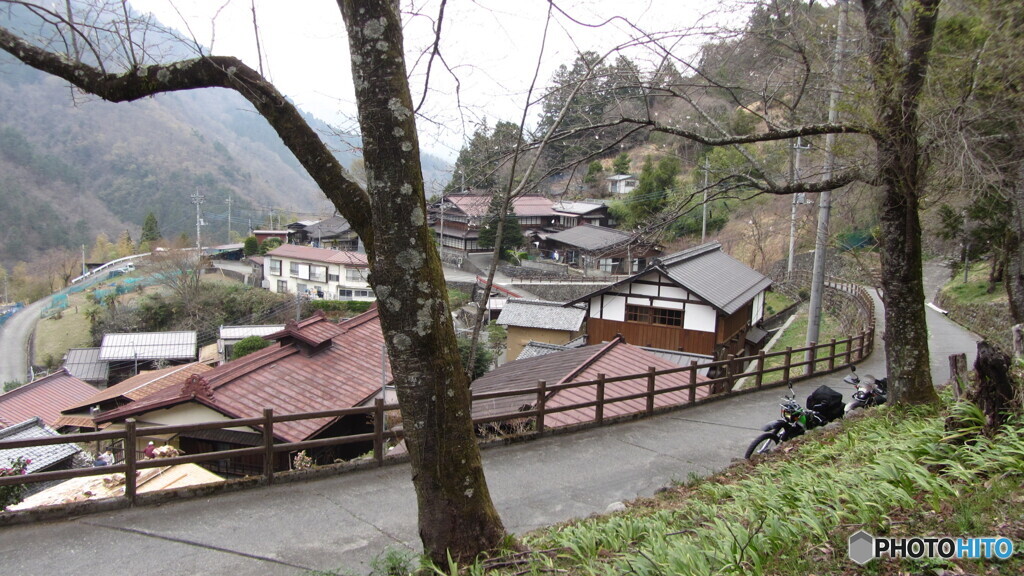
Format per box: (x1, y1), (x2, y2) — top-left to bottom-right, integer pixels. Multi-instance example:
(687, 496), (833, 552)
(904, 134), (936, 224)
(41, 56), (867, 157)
(807, 385), (844, 421)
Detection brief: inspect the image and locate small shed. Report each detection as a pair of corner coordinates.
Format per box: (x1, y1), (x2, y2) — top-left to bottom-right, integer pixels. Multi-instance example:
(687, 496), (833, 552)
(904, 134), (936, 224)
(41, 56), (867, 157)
(496, 299), (587, 362)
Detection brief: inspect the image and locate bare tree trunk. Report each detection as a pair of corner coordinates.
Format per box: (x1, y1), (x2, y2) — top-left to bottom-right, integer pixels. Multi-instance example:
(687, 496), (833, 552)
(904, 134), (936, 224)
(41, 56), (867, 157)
(1006, 140), (1024, 322)
(970, 341), (1019, 435)
(862, 0), (941, 405)
(338, 1), (506, 563)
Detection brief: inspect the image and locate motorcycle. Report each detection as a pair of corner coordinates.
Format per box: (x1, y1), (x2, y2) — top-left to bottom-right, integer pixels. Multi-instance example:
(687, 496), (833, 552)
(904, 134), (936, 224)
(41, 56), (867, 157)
(842, 364), (888, 414)
(745, 383), (845, 459)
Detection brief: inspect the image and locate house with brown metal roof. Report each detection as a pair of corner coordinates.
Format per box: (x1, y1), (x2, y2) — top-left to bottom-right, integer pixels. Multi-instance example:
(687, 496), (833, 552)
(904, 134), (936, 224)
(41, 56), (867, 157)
(569, 242), (772, 359)
(0, 370), (98, 431)
(538, 224), (662, 275)
(470, 336), (710, 430)
(263, 244), (373, 302)
(92, 308), (391, 475)
(55, 362), (215, 431)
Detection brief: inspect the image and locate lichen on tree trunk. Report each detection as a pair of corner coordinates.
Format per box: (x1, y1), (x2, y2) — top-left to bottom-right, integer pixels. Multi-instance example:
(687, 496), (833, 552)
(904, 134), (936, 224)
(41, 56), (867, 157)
(338, 0), (506, 564)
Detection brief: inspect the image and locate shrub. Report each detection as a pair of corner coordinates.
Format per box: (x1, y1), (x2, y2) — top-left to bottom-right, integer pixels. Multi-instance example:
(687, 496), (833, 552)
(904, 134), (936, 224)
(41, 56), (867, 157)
(231, 335), (272, 360)
(0, 456), (30, 508)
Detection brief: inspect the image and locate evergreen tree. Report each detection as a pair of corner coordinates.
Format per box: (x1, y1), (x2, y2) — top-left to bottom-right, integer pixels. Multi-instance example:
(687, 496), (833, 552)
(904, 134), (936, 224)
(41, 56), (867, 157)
(141, 212), (162, 243)
(477, 195), (524, 258)
(612, 152), (631, 175)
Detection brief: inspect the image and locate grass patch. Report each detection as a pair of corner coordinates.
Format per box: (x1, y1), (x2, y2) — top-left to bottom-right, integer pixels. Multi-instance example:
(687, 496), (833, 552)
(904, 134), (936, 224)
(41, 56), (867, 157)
(759, 308), (849, 386)
(32, 291), (93, 368)
(763, 290), (795, 317)
(941, 261), (1007, 305)
(435, 397), (1024, 576)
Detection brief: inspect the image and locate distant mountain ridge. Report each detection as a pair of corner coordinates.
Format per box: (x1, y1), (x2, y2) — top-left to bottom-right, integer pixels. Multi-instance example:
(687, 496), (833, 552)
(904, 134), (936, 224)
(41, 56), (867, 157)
(0, 6), (451, 268)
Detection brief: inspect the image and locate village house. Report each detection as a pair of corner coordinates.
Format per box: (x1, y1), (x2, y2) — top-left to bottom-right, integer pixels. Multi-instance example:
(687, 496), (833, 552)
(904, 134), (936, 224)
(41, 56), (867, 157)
(428, 194), (612, 253)
(568, 242), (772, 359)
(606, 174), (638, 194)
(92, 308), (392, 475)
(98, 331), (198, 384)
(287, 216), (362, 252)
(496, 299), (587, 362)
(0, 369), (98, 431)
(539, 224), (662, 275)
(263, 244), (373, 301)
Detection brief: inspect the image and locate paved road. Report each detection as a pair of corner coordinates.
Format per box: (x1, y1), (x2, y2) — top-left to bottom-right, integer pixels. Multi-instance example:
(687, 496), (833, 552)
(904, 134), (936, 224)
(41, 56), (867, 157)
(0, 263), (982, 576)
(0, 298), (49, 384)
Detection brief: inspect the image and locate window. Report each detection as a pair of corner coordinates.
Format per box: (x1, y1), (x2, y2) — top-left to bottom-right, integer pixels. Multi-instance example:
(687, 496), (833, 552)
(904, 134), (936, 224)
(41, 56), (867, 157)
(268, 259), (282, 275)
(626, 305), (682, 327)
(309, 265), (327, 283)
(276, 280), (288, 293)
(346, 268), (364, 282)
(289, 262), (300, 277)
(328, 273), (340, 282)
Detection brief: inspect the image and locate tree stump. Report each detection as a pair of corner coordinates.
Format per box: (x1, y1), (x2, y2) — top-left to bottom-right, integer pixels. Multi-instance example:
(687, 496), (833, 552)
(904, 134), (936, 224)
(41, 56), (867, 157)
(969, 341), (1019, 435)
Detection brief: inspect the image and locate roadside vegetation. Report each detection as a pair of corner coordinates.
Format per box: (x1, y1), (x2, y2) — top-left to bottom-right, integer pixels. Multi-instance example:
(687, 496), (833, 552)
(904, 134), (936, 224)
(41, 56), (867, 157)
(405, 391), (1022, 576)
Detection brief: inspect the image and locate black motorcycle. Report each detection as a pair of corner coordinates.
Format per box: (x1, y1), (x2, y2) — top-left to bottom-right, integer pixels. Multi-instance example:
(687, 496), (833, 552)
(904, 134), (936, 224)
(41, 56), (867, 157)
(842, 364), (888, 414)
(745, 383), (845, 459)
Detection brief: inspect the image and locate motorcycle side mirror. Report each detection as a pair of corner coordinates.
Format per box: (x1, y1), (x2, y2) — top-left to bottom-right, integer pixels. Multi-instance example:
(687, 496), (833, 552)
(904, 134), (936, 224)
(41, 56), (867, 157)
(786, 382), (796, 399)
(849, 364), (857, 374)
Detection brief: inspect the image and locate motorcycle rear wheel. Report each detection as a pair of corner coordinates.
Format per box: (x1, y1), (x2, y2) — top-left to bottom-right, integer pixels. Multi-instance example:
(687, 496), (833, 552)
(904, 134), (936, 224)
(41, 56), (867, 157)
(745, 432), (780, 459)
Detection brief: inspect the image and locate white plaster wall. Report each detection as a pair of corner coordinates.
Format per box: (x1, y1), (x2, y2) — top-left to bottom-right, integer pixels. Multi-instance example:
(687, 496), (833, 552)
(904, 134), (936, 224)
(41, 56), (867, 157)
(684, 303), (716, 332)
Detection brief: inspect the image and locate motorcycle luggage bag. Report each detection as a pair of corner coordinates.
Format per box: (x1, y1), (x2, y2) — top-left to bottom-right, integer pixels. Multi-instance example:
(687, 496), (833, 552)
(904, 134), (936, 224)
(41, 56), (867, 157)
(807, 385), (844, 420)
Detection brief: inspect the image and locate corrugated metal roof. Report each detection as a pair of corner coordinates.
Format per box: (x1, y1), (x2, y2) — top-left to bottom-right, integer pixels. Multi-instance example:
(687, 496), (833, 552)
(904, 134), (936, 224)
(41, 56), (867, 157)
(0, 417), (81, 473)
(0, 370), (98, 429)
(545, 224), (634, 251)
(63, 348), (109, 382)
(62, 362), (215, 414)
(99, 332), (197, 361)
(219, 325), (286, 340)
(266, 244), (368, 267)
(97, 309), (389, 443)
(496, 299), (586, 331)
(471, 338), (709, 427)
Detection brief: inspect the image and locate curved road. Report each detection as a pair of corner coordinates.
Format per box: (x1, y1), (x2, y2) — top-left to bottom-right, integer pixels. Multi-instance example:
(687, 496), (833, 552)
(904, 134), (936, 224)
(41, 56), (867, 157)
(0, 297), (50, 384)
(0, 263), (982, 576)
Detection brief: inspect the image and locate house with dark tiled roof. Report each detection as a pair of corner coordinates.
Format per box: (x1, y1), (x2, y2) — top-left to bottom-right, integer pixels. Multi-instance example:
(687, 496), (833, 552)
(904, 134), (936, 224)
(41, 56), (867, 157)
(569, 242), (772, 359)
(539, 224), (662, 275)
(0, 370), (98, 431)
(93, 308), (391, 474)
(496, 299), (587, 362)
(0, 417), (82, 500)
(471, 336), (710, 430)
(288, 215), (362, 252)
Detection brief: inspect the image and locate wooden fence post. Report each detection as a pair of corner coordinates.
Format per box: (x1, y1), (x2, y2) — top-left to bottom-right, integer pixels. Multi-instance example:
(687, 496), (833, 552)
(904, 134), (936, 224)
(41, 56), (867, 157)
(755, 352), (765, 388)
(374, 398), (385, 466)
(263, 408), (275, 484)
(689, 361), (698, 402)
(949, 353), (968, 401)
(536, 380), (547, 436)
(646, 367), (656, 414)
(807, 343), (817, 377)
(783, 347), (793, 383)
(125, 418), (137, 506)
(845, 336), (854, 365)
(595, 374), (606, 425)
(726, 355), (736, 392)
(828, 339), (837, 371)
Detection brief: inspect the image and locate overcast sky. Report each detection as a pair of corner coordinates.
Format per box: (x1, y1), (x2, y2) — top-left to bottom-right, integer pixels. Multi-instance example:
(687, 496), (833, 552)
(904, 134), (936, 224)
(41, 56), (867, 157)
(128, 1), (737, 162)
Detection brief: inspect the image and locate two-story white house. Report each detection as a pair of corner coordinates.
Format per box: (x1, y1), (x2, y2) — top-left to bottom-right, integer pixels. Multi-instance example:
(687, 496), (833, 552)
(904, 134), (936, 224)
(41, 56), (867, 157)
(263, 244), (374, 302)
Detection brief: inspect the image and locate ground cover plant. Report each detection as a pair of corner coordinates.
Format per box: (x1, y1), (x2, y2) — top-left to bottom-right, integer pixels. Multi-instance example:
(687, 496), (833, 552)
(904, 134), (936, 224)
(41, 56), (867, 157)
(426, 392), (1023, 576)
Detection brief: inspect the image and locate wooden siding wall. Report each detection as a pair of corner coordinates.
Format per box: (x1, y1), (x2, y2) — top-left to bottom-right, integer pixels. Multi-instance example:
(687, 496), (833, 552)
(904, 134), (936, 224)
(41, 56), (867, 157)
(588, 318), (716, 355)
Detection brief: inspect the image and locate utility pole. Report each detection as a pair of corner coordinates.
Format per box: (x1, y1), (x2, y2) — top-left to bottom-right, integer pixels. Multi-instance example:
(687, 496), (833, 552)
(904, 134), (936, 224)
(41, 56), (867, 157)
(787, 137), (811, 277)
(807, 0), (847, 346)
(191, 190), (205, 250)
(81, 244), (87, 277)
(701, 157), (710, 243)
(226, 195), (233, 243)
